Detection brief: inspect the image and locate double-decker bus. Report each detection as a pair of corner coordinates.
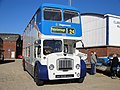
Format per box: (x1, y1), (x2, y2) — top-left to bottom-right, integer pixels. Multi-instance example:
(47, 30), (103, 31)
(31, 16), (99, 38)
(23, 3), (86, 86)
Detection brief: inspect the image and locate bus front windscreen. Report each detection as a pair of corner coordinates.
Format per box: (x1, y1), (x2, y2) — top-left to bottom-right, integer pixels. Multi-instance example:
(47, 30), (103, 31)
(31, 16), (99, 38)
(64, 10), (80, 24)
(43, 40), (62, 55)
(44, 8), (62, 21)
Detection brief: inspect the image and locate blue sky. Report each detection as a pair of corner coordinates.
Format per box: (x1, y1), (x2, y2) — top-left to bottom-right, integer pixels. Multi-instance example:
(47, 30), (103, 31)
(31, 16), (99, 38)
(0, 0), (120, 35)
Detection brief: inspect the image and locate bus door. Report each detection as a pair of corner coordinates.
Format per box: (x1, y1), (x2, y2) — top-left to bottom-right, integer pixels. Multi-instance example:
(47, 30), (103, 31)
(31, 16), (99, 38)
(34, 40), (41, 60)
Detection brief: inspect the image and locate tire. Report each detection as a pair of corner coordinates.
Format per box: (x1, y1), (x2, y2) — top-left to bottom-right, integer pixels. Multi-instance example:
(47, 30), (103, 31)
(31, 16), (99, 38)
(78, 77), (85, 83)
(34, 65), (44, 86)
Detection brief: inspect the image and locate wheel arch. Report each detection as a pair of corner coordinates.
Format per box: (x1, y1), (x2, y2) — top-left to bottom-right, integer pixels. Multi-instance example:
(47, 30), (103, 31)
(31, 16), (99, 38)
(80, 59), (86, 78)
(34, 61), (49, 80)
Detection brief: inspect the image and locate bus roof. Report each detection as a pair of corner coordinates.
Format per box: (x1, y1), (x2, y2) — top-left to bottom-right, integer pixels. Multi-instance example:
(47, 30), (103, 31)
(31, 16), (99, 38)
(40, 3), (80, 12)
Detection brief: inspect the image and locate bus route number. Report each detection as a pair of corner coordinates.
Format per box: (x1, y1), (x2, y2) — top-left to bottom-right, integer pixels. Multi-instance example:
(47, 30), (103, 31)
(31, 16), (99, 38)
(68, 28), (75, 34)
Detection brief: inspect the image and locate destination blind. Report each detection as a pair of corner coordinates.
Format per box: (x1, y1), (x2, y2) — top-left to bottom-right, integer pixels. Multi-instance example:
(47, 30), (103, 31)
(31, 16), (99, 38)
(51, 27), (75, 34)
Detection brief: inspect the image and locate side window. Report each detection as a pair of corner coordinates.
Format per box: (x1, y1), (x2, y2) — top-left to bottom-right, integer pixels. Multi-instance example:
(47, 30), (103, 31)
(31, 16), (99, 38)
(34, 40), (41, 58)
(26, 48), (27, 57)
(26, 47), (30, 57)
(28, 47), (30, 57)
(37, 46), (41, 58)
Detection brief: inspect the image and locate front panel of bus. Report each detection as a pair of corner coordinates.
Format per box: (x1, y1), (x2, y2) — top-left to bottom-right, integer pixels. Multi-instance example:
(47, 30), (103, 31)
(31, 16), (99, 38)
(41, 7), (82, 37)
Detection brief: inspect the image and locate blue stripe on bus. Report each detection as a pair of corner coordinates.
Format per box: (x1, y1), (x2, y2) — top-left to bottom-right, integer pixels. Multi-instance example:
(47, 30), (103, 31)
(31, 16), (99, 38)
(80, 60), (86, 78)
(41, 21), (82, 37)
(35, 61), (49, 80)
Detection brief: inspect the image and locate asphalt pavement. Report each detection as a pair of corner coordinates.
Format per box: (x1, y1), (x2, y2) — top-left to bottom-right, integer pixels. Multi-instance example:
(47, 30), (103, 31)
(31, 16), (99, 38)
(0, 60), (120, 90)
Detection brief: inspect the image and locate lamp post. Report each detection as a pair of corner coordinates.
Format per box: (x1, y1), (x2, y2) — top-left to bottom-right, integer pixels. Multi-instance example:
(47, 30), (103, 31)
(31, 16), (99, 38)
(69, 0), (72, 6)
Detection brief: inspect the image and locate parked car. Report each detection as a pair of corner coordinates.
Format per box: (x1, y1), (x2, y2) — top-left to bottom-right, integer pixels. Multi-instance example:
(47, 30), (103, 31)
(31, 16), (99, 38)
(18, 55), (23, 59)
(96, 56), (120, 73)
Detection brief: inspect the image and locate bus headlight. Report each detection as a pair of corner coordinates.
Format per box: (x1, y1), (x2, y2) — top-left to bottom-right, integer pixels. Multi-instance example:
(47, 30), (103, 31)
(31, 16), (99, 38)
(77, 73), (80, 77)
(76, 64), (80, 69)
(49, 64), (54, 70)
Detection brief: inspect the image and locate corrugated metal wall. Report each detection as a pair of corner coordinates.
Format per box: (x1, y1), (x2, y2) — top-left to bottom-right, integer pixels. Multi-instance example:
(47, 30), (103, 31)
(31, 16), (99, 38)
(81, 15), (106, 47)
(81, 14), (120, 47)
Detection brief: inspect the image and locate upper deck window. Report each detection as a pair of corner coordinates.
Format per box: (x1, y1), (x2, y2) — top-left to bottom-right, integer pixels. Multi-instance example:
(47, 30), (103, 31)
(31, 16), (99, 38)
(64, 10), (80, 24)
(44, 8), (62, 21)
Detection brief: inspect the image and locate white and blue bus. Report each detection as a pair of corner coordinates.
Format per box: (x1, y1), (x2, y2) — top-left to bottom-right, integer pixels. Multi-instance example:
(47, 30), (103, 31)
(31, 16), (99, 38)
(23, 3), (86, 86)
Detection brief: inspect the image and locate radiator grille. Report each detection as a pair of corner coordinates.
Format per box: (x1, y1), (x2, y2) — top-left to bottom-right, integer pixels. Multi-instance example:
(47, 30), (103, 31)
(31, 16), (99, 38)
(57, 58), (73, 71)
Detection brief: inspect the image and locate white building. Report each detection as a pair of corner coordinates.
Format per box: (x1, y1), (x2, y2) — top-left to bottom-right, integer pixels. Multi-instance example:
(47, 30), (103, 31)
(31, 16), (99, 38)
(80, 13), (120, 57)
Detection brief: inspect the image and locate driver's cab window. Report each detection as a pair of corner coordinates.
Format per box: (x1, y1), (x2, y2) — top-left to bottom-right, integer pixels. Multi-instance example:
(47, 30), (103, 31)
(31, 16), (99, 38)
(64, 44), (68, 53)
(43, 40), (62, 55)
(64, 40), (75, 54)
(64, 44), (73, 54)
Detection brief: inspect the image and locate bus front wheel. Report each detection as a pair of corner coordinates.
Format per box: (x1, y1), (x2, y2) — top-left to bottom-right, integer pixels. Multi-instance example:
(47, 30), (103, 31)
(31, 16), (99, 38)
(78, 77), (85, 83)
(34, 65), (44, 86)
